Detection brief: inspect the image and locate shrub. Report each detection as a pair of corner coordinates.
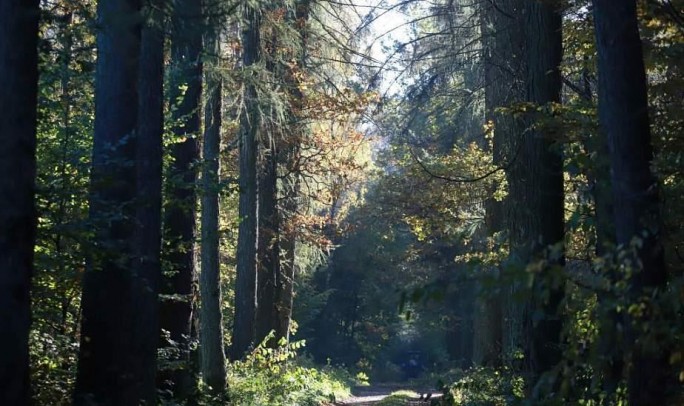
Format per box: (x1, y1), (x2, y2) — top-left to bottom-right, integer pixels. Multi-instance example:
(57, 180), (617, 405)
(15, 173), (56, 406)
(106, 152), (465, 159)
(227, 333), (352, 405)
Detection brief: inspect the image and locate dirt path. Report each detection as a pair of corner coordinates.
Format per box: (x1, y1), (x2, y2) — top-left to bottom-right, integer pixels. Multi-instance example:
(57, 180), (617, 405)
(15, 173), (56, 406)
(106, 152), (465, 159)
(334, 385), (442, 405)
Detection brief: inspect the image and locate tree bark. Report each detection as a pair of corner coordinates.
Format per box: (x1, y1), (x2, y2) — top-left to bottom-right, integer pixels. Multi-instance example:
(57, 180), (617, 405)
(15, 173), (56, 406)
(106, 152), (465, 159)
(255, 141), (279, 346)
(159, 0), (203, 397)
(132, 0), (165, 402)
(482, 0), (527, 368)
(521, 1), (565, 390)
(199, 22), (227, 393)
(0, 0), (40, 404)
(231, 5), (261, 360)
(592, 1), (671, 404)
(74, 0), (143, 403)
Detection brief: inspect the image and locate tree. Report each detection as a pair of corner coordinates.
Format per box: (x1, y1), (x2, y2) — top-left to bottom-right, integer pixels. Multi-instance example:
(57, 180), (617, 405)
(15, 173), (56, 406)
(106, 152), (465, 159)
(232, 3), (261, 360)
(274, 0), (311, 343)
(0, 0), (40, 404)
(132, 0), (166, 401)
(199, 12), (227, 393)
(483, 0), (528, 367)
(160, 0), (203, 395)
(255, 119), (279, 346)
(73, 0), (146, 403)
(521, 0), (565, 389)
(592, 1), (672, 403)
(477, 0), (518, 367)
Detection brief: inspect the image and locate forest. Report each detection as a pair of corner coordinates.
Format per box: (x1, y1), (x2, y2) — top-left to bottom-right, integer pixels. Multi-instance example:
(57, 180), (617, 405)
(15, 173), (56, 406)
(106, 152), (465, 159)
(1, 0), (684, 405)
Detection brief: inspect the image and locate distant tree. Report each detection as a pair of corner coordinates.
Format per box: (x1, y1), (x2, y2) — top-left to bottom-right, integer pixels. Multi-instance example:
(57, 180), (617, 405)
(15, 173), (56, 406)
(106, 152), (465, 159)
(484, 0), (528, 367)
(255, 118), (279, 347)
(159, 0), (203, 396)
(592, 1), (672, 404)
(232, 3), (261, 360)
(199, 12), (227, 393)
(0, 0), (40, 404)
(521, 0), (565, 389)
(477, 0), (520, 367)
(275, 0), (311, 343)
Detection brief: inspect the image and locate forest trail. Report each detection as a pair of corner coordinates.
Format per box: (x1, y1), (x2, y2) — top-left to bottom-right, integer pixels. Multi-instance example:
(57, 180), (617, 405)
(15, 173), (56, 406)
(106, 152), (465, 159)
(334, 385), (442, 405)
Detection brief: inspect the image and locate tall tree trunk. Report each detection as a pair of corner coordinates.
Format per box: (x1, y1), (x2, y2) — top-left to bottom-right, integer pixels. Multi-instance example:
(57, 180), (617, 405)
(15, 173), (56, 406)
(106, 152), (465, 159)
(0, 0), (40, 404)
(592, 1), (671, 404)
(475, 0), (507, 367)
(74, 0), (142, 403)
(521, 1), (565, 392)
(231, 4), (261, 360)
(575, 57), (621, 399)
(199, 22), (227, 393)
(255, 12), (281, 342)
(483, 0), (527, 368)
(159, 0), (203, 397)
(132, 0), (165, 402)
(273, 0), (311, 344)
(255, 142), (279, 346)
(276, 176), (298, 342)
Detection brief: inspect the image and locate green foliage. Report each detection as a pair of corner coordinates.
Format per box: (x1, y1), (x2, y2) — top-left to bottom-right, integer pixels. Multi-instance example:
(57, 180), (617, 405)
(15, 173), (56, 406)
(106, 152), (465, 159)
(441, 367), (524, 406)
(31, 1), (96, 404)
(29, 330), (78, 406)
(226, 333), (351, 405)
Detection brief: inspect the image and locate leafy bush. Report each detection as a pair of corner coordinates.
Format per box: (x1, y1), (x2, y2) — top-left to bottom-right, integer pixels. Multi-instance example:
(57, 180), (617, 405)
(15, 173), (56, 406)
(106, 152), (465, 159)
(30, 330), (78, 406)
(441, 367), (524, 406)
(227, 334), (352, 405)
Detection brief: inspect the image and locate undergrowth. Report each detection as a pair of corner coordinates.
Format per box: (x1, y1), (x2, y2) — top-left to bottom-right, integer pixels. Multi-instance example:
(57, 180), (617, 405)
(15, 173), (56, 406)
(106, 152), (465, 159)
(439, 367), (524, 406)
(225, 333), (352, 405)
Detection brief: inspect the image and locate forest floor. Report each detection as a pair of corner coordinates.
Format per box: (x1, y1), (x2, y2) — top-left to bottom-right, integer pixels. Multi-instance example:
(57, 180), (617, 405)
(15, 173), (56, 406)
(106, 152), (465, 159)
(333, 384), (443, 405)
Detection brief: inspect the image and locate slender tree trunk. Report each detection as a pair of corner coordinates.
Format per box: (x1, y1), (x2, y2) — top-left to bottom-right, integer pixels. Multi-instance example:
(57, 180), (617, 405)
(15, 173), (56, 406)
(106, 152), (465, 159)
(255, 142), (279, 346)
(255, 13), (281, 342)
(483, 0), (527, 368)
(272, 0), (311, 344)
(592, 1), (671, 404)
(132, 0), (165, 402)
(0, 0), (40, 404)
(159, 0), (203, 397)
(522, 1), (565, 390)
(476, 0), (506, 367)
(74, 0), (143, 403)
(576, 58), (621, 398)
(276, 182), (297, 342)
(232, 5), (261, 360)
(199, 22), (227, 393)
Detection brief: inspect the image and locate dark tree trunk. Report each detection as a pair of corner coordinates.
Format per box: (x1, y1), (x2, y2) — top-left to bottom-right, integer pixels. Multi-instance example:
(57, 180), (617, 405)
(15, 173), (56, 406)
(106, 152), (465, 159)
(199, 22), (227, 393)
(272, 0), (311, 344)
(255, 142), (279, 346)
(231, 5), (261, 360)
(575, 51), (621, 399)
(255, 7), (280, 348)
(0, 0), (40, 404)
(483, 0), (527, 367)
(521, 1), (565, 390)
(132, 0), (165, 402)
(160, 0), (203, 398)
(73, 0), (143, 403)
(159, 0), (203, 397)
(592, 1), (671, 404)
